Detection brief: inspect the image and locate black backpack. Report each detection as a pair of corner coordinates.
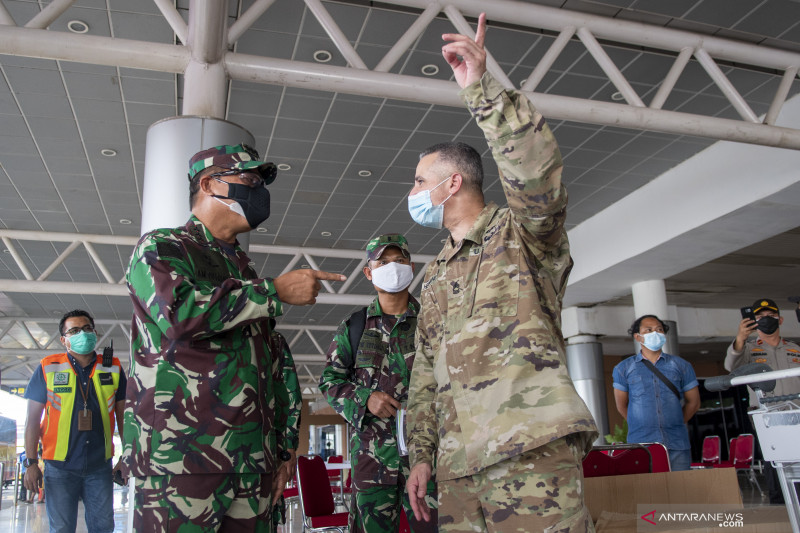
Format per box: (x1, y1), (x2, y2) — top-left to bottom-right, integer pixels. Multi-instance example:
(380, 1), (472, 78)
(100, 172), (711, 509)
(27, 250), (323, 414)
(346, 307), (368, 362)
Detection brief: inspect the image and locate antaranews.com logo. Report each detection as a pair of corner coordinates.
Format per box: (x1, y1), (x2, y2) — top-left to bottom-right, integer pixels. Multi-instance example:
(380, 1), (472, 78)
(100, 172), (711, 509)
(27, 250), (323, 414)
(637, 505), (746, 531)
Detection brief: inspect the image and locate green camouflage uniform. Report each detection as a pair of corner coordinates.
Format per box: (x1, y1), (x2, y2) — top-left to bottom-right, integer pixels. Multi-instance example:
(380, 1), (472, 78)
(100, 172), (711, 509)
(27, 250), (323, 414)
(319, 296), (437, 533)
(268, 325), (301, 528)
(270, 325), (302, 455)
(125, 215), (283, 531)
(406, 72), (599, 532)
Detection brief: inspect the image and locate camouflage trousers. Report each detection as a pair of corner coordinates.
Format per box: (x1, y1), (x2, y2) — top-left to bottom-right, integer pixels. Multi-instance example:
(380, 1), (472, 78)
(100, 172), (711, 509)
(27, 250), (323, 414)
(133, 472), (275, 533)
(350, 477), (438, 533)
(438, 435), (594, 533)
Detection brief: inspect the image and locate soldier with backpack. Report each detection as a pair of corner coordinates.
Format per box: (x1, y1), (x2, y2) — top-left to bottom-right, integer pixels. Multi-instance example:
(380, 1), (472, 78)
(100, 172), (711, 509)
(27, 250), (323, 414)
(319, 234), (437, 533)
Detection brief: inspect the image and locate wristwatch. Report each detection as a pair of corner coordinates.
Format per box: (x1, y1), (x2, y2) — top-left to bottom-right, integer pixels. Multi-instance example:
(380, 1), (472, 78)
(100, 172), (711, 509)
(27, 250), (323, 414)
(24, 457), (38, 468)
(279, 450), (292, 462)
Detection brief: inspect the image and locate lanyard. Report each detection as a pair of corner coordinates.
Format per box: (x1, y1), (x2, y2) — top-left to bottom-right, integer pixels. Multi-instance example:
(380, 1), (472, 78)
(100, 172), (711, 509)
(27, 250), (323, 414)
(68, 356), (93, 410)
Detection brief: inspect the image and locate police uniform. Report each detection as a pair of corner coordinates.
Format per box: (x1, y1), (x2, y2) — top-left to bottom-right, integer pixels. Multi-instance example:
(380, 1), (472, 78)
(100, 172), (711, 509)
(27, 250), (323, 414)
(725, 337), (800, 407)
(724, 298), (800, 504)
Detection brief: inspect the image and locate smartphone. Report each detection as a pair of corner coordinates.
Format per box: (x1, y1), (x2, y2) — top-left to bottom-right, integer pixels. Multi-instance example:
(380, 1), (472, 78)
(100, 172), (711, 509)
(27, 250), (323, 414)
(740, 307), (756, 322)
(112, 469), (125, 486)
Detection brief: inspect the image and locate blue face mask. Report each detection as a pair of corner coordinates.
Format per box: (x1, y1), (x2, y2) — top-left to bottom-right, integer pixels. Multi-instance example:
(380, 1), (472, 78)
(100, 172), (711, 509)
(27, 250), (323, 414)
(407, 177), (453, 229)
(67, 331), (97, 355)
(641, 331), (666, 352)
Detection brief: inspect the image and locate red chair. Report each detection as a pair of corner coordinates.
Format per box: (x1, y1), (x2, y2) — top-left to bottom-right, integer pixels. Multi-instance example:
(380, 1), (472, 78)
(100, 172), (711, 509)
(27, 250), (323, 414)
(399, 506), (411, 533)
(713, 434), (763, 497)
(326, 455), (345, 504)
(583, 449), (616, 477)
(327, 455), (343, 486)
(691, 435), (721, 468)
(283, 475), (300, 530)
(582, 444), (652, 478)
(296, 455), (349, 533)
(714, 435), (747, 468)
(646, 442), (671, 472)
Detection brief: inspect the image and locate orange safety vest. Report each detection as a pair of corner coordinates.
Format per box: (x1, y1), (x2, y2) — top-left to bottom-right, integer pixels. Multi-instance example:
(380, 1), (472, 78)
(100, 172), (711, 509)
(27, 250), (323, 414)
(40, 353), (121, 462)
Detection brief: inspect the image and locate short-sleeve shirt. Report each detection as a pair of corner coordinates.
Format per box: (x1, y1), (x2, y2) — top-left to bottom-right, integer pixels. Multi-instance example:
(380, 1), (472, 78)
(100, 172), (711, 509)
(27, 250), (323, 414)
(25, 354), (126, 471)
(612, 352), (698, 451)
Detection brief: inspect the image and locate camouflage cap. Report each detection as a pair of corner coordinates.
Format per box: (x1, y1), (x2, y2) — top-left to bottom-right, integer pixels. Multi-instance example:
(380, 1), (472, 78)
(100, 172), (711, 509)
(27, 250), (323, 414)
(187, 143), (277, 184)
(753, 298), (779, 314)
(366, 234), (410, 261)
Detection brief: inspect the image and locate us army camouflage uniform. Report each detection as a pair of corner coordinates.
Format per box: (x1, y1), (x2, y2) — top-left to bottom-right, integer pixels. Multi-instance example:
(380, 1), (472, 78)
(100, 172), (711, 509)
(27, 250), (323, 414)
(125, 215), (283, 532)
(406, 71), (598, 532)
(319, 297), (437, 533)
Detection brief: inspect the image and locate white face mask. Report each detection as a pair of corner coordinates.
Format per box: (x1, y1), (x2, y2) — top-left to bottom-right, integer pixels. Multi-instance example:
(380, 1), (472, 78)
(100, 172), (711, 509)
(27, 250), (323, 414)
(640, 331), (667, 352)
(407, 176), (453, 229)
(370, 262), (413, 293)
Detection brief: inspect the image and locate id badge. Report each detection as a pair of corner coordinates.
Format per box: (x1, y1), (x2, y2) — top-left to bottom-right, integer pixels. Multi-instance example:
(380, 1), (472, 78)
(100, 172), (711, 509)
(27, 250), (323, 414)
(78, 409), (92, 431)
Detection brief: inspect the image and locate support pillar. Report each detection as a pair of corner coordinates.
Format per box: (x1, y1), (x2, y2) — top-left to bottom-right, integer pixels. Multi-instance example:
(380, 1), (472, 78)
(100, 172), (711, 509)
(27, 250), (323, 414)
(631, 279), (679, 355)
(566, 335), (609, 446)
(139, 0), (242, 238)
(140, 117), (255, 237)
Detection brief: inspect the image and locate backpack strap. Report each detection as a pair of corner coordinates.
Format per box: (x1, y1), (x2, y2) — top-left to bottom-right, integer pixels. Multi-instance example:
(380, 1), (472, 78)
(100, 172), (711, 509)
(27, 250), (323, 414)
(343, 307), (368, 368)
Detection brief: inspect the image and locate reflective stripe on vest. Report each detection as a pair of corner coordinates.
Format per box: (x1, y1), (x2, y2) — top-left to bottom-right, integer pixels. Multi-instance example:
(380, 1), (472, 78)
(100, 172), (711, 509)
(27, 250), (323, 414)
(40, 353), (121, 462)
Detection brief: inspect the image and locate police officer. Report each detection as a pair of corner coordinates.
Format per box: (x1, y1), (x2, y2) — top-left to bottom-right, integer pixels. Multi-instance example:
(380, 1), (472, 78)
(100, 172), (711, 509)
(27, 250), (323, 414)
(726, 298), (800, 405)
(725, 297), (800, 504)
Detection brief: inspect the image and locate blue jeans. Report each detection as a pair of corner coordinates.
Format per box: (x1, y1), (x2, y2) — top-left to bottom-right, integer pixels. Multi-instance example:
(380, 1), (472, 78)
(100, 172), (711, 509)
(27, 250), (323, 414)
(668, 448), (691, 471)
(43, 461), (114, 533)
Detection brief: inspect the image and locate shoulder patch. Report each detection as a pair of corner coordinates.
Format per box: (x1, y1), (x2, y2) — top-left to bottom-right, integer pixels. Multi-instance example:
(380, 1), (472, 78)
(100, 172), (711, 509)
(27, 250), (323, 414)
(156, 241), (183, 260)
(422, 273), (437, 291)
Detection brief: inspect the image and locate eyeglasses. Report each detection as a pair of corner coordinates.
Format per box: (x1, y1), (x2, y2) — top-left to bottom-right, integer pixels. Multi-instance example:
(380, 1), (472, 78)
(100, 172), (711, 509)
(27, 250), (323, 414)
(209, 169), (266, 188)
(63, 325), (95, 336)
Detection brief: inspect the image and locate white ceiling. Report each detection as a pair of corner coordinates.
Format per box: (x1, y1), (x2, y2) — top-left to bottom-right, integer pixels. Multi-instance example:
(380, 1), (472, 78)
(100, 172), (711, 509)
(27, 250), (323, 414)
(1, 0), (800, 390)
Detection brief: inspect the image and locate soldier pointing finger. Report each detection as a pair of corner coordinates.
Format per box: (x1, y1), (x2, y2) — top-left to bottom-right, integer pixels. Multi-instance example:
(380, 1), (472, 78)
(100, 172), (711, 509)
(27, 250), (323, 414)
(124, 143), (344, 532)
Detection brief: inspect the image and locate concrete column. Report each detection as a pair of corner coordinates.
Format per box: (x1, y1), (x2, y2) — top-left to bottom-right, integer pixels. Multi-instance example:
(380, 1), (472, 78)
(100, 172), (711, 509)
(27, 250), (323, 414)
(632, 279), (668, 318)
(140, 0), (251, 241)
(566, 335), (609, 446)
(631, 279), (679, 355)
(140, 117), (255, 240)
(183, 0), (228, 117)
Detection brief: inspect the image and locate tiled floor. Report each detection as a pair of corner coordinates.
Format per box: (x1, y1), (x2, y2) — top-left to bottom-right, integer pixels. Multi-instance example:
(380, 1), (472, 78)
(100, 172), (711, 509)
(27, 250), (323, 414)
(0, 483), (309, 532)
(0, 483), (130, 533)
(0, 473), (781, 532)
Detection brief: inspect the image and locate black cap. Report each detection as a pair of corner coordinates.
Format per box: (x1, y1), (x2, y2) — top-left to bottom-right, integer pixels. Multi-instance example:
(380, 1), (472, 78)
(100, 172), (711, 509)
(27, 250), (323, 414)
(752, 298), (779, 314)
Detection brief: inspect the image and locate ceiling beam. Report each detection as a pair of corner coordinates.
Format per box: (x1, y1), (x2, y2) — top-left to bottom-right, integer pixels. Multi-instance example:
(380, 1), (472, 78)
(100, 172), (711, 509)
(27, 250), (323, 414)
(565, 93), (800, 307)
(1, 2), (799, 147)
(384, 0), (799, 70)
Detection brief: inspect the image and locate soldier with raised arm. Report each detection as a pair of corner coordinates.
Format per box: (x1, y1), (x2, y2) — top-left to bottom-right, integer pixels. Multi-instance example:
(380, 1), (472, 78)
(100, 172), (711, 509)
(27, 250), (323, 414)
(405, 14), (598, 533)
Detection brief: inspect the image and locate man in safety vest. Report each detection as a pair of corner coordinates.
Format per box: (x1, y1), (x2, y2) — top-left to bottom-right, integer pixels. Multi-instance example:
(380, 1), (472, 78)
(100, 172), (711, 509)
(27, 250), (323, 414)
(23, 309), (126, 533)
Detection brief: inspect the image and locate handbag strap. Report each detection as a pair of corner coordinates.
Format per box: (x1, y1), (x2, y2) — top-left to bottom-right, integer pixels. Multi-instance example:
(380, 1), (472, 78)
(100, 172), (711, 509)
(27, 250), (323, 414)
(640, 358), (681, 400)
